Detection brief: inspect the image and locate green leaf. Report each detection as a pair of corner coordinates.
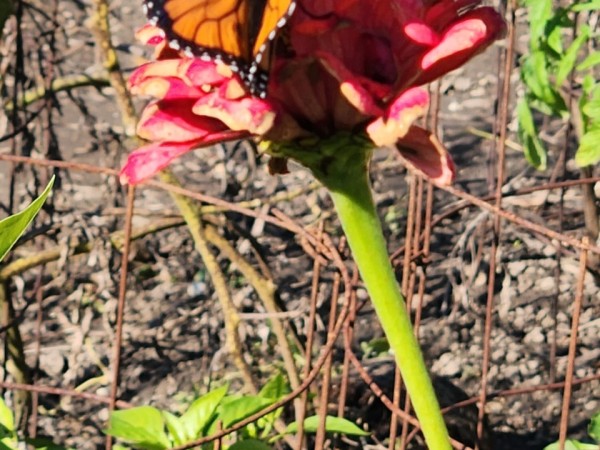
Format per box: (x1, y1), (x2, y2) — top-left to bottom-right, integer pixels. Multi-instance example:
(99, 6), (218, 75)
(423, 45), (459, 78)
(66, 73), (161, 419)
(521, 52), (567, 115)
(179, 385), (228, 441)
(0, 176), (54, 263)
(0, 440), (16, 450)
(582, 75), (596, 94)
(582, 97), (600, 123)
(256, 375), (289, 437)
(575, 129), (600, 167)
(0, 399), (16, 450)
(360, 337), (390, 357)
(285, 416), (369, 437)
(105, 407), (170, 450)
(218, 396), (274, 429)
(521, 52), (550, 98)
(544, 440), (598, 450)
(0, 399), (14, 434)
(581, 83), (600, 125)
(577, 51), (600, 71)
(258, 374), (289, 400)
(571, 0), (600, 12)
(543, 8), (573, 57)
(162, 412), (185, 447)
(228, 439), (272, 450)
(589, 411), (600, 442)
(525, 0), (553, 45)
(555, 26), (590, 88)
(517, 100), (548, 170)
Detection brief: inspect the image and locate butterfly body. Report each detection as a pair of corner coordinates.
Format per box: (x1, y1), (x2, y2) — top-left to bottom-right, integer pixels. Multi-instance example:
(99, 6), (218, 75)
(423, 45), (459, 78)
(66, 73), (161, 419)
(144, 0), (296, 96)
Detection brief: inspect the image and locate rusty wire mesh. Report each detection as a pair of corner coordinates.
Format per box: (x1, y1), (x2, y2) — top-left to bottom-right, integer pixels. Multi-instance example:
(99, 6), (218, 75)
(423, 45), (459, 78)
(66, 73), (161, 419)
(0, 1), (599, 450)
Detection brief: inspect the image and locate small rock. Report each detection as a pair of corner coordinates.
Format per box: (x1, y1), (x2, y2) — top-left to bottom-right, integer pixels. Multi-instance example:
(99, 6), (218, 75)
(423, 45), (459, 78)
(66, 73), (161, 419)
(537, 277), (555, 291)
(543, 245), (557, 257)
(453, 76), (472, 91)
(524, 327), (545, 345)
(39, 349), (66, 378)
(585, 400), (599, 411)
(491, 348), (505, 363)
(502, 365), (519, 380)
(507, 260), (527, 276)
(505, 348), (520, 364)
(513, 308), (526, 329)
(433, 352), (461, 377)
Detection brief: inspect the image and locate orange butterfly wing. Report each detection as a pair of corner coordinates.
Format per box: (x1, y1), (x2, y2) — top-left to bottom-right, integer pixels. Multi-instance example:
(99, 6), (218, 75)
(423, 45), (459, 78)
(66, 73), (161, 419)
(252, 0), (295, 57)
(145, 0), (296, 94)
(161, 0), (248, 59)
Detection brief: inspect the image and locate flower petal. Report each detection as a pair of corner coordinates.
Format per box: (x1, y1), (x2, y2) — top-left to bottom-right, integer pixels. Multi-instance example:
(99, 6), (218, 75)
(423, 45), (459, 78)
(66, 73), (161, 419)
(135, 24), (166, 47)
(417, 8), (506, 84)
(119, 141), (200, 185)
(137, 100), (240, 142)
(366, 87), (429, 147)
(129, 59), (229, 92)
(131, 75), (204, 100)
(395, 126), (455, 185)
(134, 24), (183, 59)
(120, 127), (246, 185)
(192, 90), (276, 135)
(404, 22), (440, 46)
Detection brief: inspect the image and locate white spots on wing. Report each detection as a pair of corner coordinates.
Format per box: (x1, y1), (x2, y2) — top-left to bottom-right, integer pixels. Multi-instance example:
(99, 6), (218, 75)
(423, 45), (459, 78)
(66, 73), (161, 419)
(287, 2), (296, 15)
(143, 0), (298, 98)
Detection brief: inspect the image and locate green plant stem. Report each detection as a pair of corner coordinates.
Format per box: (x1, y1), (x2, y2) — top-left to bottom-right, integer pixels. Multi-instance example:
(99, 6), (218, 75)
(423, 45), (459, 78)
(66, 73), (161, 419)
(317, 148), (451, 450)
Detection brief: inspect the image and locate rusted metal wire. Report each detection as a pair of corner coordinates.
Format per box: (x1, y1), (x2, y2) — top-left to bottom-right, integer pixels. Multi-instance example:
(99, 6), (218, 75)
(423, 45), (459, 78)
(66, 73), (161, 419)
(315, 237), (345, 450)
(105, 185), (136, 450)
(0, 381), (132, 409)
(295, 222), (324, 450)
(558, 238), (589, 450)
(3, 2), (600, 450)
(476, 1), (517, 446)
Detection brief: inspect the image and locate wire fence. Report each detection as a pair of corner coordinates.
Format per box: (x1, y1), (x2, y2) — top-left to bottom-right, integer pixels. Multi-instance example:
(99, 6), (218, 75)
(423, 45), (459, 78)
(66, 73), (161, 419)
(1, 1), (599, 449)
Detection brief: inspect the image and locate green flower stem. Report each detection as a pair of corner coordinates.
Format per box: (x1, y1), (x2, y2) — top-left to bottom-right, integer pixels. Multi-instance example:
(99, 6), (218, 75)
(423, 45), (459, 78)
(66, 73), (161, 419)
(325, 170), (450, 449)
(266, 135), (451, 449)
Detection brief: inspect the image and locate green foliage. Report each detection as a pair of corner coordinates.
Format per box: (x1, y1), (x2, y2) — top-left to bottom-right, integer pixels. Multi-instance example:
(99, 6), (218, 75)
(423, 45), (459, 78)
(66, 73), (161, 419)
(216, 396), (275, 430)
(518, 0), (600, 167)
(544, 441), (598, 450)
(544, 411), (600, 450)
(588, 412), (600, 442)
(177, 384), (228, 443)
(254, 374), (288, 438)
(0, 397), (16, 450)
(0, 176), (54, 263)
(0, 397), (69, 450)
(517, 100), (547, 169)
(360, 337), (390, 358)
(575, 129), (600, 167)
(106, 375), (368, 449)
(228, 440), (272, 450)
(105, 406), (171, 450)
(284, 415), (369, 436)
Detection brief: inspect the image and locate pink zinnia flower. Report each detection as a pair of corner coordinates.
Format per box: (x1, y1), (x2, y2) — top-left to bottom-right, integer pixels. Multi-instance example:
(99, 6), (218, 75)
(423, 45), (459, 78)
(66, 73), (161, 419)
(121, 0), (506, 185)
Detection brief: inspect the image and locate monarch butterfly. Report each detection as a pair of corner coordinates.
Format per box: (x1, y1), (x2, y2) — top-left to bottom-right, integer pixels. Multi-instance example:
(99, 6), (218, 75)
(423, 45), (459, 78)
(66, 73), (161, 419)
(143, 0), (297, 96)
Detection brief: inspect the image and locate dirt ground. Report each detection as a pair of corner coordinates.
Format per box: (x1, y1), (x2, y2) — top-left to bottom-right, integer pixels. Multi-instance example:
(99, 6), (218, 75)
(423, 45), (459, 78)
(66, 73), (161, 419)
(0, 1), (599, 450)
